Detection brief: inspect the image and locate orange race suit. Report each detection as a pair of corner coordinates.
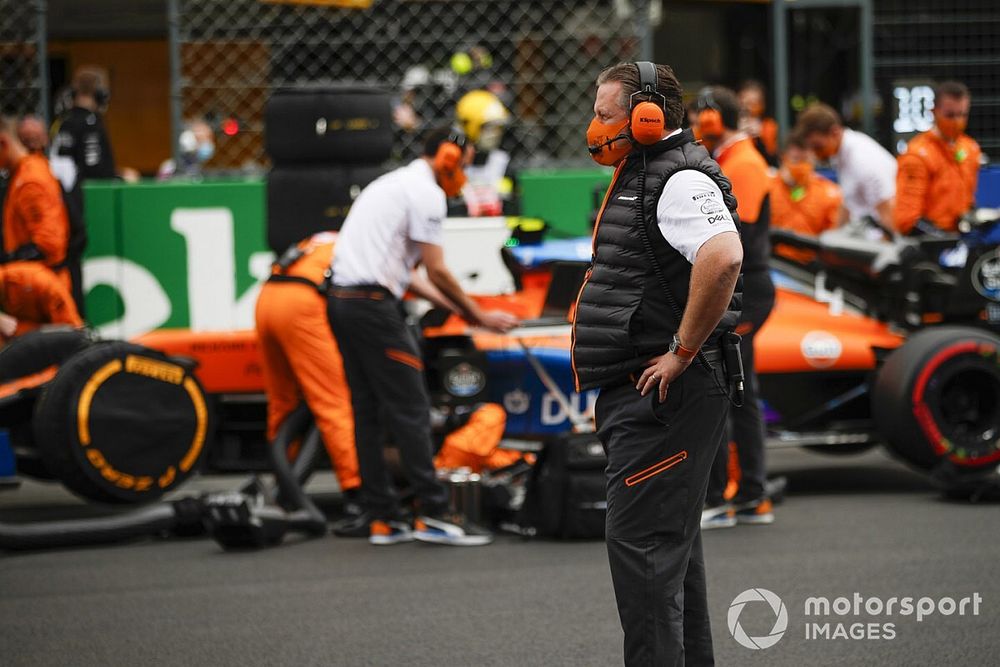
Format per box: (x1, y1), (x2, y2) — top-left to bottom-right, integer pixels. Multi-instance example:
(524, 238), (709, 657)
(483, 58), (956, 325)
(0, 261), (82, 343)
(894, 130), (981, 234)
(2, 154), (70, 289)
(254, 232), (360, 492)
(770, 171), (843, 263)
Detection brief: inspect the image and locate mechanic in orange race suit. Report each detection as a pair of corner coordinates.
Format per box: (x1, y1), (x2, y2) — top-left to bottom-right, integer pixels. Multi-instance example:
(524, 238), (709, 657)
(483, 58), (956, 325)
(0, 117), (70, 291)
(695, 86), (776, 528)
(256, 233), (363, 510)
(0, 261), (82, 344)
(770, 131), (844, 264)
(258, 231), (467, 527)
(894, 80), (982, 236)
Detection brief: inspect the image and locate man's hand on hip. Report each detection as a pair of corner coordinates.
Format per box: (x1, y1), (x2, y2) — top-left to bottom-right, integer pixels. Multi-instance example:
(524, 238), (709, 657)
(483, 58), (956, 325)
(637, 353), (692, 403)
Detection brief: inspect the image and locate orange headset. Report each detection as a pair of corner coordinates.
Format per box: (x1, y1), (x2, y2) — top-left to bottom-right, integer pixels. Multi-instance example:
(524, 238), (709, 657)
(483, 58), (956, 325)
(696, 88), (725, 138)
(630, 61), (666, 145)
(432, 127), (468, 197)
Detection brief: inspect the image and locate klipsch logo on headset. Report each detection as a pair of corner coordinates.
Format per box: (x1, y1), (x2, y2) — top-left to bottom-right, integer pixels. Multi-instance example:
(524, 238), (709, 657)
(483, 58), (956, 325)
(972, 249), (1000, 301)
(728, 588), (789, 650)
(445, 362), (486, 397)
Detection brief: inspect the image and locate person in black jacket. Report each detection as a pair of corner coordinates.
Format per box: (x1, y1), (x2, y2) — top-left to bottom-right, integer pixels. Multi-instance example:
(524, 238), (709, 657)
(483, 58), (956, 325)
(49, 66), (136, 316)
(575, 62), (743, 665)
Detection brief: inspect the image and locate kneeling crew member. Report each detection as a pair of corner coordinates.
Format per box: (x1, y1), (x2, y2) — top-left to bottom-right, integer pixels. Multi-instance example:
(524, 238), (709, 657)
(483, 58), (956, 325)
(894, 81), (981, 235)
(255, 232), (361, 500)
(328, 127), (517, 547)
(0, 261), (82, 343)
(575, 62), (743, 665)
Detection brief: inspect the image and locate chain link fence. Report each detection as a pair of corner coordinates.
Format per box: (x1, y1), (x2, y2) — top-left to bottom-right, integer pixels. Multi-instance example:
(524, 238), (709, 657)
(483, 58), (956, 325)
(0, 0), (47, 120)
(172, 0), (641, 170)
(874, 0), (1000, 158)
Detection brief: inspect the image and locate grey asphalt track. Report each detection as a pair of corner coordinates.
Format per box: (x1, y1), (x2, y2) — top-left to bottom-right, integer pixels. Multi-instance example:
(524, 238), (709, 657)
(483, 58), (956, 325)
(1, 447), (997, 667)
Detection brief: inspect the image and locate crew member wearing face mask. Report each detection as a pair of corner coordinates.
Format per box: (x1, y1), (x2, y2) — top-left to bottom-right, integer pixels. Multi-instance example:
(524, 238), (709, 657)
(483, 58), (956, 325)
(796, 102), (897, 234)
(894, 81), (981, 235)
(695, 87), (776, 531)
(577, 62), (743, 665)
(770, 132), (844, 263)
(157, 119), (216, 180)
(328, 127), (517, 547)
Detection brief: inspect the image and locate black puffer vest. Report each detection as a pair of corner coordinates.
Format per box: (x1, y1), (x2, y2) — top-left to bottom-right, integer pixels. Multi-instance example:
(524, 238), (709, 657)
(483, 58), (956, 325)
(571, 129), (742, 391)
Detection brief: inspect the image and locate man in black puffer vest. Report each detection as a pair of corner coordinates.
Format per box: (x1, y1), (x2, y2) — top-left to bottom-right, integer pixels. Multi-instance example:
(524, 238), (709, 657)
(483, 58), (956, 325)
(574, 62), (744, 666)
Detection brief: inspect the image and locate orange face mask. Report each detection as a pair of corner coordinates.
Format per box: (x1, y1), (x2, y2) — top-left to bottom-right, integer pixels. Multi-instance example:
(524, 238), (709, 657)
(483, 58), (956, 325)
(587, 117), (632, 166)
(813, 137), (839, 161)
(936, 115), (967, 141)
(786, 162), (813, 185)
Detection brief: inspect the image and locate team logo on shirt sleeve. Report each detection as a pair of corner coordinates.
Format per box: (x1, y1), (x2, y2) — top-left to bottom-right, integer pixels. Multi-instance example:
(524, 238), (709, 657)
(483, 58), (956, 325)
(700, 199), (725, 215)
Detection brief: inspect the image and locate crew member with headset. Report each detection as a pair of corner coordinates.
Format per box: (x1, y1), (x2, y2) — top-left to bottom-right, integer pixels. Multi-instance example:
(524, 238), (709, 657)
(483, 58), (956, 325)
(575, 62), (743, 664)
(255, 232), (362, 508)
(49, 66), (138, 316)
(327, 127), (517, 547)
(695, 87), (776, 528)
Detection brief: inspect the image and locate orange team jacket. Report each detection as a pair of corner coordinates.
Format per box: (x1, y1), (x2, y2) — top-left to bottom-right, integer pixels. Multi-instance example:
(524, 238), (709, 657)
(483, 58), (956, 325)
(769, 173), (843, 264)
(0, 261), (82, 341)
(894, 131), (981, 234)
(254, 233), (361, 492)
(2, 154), (69, 271)
(717, 137), (771, 224)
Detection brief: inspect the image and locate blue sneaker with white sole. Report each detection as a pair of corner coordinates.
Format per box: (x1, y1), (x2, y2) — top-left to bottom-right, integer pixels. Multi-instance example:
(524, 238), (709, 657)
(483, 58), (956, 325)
(414, 514), (494, 546)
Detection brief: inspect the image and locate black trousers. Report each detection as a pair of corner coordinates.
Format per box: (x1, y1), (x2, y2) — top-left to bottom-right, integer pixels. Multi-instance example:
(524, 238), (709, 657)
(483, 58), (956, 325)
(596, 361), (730, 666)
(327, 292), (448, 520)
(707, 269), (774, 505)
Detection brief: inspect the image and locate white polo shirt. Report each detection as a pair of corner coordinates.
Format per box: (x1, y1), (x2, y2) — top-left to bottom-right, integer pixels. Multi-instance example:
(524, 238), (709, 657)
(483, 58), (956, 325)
(654, 132), (738, 263)
(331, 159), (446, 298)
(831, 128), (897, 223)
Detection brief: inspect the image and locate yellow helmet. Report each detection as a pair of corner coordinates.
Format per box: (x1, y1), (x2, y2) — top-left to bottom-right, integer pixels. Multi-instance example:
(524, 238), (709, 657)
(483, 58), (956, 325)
(455, 90), (510, 149)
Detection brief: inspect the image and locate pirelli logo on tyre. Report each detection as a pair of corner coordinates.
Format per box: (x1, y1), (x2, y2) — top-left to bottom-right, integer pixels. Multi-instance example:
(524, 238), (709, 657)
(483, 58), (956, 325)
(125, 355), (185, 384)
(34, 342), (212, 504)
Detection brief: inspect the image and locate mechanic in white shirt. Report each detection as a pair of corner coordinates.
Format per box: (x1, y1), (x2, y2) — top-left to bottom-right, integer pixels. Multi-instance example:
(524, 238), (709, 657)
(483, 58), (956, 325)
(797, 102), (897, 231)
(328, 127), (516, 547)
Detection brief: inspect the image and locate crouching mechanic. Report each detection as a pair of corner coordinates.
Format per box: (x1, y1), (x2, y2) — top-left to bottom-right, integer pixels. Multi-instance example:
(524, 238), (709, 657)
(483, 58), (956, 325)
(255, 233), (361, 503)
(0, 261), (82, 343)
(575, 62), (743, 665)
(328, 127), (518, 546)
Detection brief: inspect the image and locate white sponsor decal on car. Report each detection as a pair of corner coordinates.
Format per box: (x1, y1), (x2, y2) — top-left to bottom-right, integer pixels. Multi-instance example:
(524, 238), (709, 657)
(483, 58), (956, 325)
(800, 330), (843, 369)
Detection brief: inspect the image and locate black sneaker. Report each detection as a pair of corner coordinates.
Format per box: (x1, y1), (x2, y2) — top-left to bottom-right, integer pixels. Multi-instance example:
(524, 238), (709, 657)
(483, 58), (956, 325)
(331, 511), (371, 538)
(414, 514), (494, 546)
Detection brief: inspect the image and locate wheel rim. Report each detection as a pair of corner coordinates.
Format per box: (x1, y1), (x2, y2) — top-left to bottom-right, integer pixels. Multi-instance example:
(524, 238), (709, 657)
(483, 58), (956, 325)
(915, 344), (1000, 466)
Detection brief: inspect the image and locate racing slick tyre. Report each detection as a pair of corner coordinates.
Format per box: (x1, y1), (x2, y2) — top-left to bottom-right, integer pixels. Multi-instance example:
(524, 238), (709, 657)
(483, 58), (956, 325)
(266, 164), (385, 253)
(265, 86), (393, 165)
(32, 342), (213, 504)
(873, 326), (1000, 472)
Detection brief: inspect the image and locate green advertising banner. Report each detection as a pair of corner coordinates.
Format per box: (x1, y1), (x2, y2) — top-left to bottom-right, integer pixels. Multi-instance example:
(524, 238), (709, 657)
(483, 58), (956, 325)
(83, 179), (271, 339)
